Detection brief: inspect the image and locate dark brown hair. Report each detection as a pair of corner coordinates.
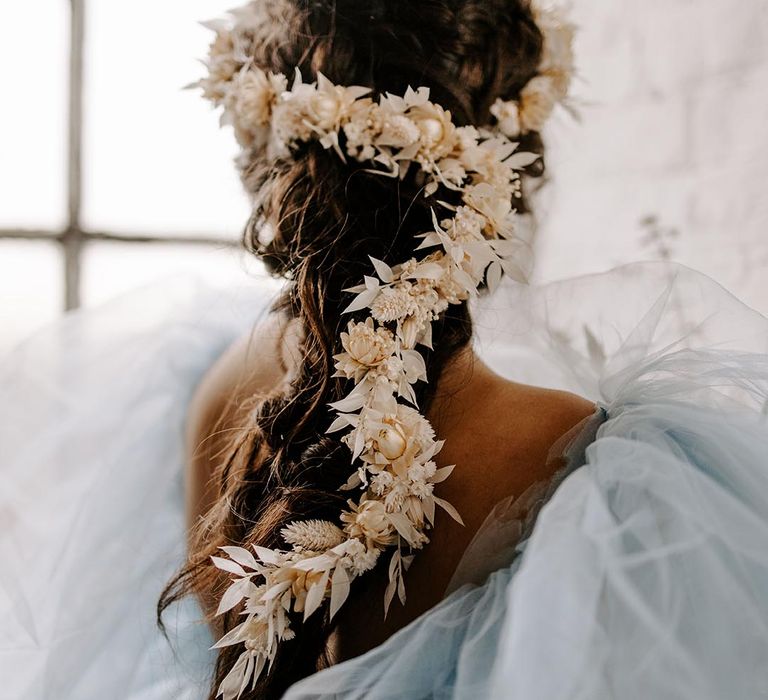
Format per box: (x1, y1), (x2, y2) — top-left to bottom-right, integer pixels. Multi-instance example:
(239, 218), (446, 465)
(159, 1), (545, 697)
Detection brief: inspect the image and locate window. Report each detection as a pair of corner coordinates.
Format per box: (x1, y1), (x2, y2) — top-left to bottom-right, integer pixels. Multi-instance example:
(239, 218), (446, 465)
(0, 0), (265, 353)
(4, 1), (767, 355)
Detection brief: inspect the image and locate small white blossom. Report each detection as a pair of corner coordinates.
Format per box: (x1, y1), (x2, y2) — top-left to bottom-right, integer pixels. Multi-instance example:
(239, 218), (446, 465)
(376, 114), (421, 149)
(444, 206), (487, 242)
(335, 538), (380, 575)
(343, 101), (381, 160)
(370, 470), (395, 496)
(384, 478), (411, 511)
(370, 285), (418, 323)
(410, 479), (434, 500)
(408, 100), (459, 162)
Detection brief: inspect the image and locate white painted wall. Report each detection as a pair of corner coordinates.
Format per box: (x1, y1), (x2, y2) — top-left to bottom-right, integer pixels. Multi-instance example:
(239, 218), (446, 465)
(535, 0), (768, 314)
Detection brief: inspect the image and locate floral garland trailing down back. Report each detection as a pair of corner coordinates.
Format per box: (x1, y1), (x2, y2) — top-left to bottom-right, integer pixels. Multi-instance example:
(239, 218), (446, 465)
(193, 3), (574, 697)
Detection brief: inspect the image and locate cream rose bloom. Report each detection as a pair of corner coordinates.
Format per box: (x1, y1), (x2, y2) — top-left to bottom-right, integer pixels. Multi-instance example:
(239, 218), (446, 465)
(362, 403), (436, 468)
(463, 182), (516, 238)
(273, 73), (370, 151)
(408, 102), (459, 161)
(225, 68), (286, 147)
(374, 418), (409, 461)
(340, 499), (397, 547)
(334, 318), (396, 381)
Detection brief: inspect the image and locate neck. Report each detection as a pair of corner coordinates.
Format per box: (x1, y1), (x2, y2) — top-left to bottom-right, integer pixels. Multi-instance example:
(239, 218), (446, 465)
(427, 344), (501, 437)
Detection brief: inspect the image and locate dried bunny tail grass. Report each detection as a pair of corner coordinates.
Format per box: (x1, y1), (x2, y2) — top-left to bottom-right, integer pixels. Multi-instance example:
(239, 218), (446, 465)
(281, 520), (346, 551)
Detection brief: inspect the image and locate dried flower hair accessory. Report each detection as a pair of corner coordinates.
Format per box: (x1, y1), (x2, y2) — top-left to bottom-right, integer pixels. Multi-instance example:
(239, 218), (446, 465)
(489, 4), (576, 137)
(193, 3), (575, 698)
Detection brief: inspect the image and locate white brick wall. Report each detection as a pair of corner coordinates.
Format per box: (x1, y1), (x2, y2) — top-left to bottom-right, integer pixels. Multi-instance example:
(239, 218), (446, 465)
(535, 0), (768, 314)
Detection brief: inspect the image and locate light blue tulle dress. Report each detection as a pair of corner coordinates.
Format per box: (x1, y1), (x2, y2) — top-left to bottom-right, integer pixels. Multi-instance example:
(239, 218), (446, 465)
(1, 263), (767, 700)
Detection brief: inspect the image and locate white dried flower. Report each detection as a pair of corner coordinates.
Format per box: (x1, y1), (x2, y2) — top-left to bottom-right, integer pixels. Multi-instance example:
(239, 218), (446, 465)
(272, 72), (370, 153)
(410, 479), (434, 501)
(370, 471), (395, 496)
(416, 460), (438, 481)
(370, 285), (418, 323)
(374, 421), (409, 461)
(272, 93), (315, 145)
(409, 101), (459, 162)
(443, 206), (486, 243)
(225, 68), (286, 147)
(463, 182), (515, 238)
(334, 318), (396, 381)
(199, 56), (238, 104)
(376, 354), (407, 385)
(376, 114), (421, 149)
(356, 403), (436, 469)
(384, 478), (411, 512)
(483, 5), (574, 141)
(472, 150), (519, 197)
(341, 499), (397, 547)
(343, 101), (381, 160)
(335, 538), (381, 575)
(519, 75), (559, 132)
(490, 98), (522, 138)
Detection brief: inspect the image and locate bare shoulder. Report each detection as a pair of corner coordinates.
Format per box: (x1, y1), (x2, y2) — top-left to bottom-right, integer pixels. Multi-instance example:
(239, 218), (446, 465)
(338, 374), (598, 655)
(494, 382), (597, 477)
(431, 375), (596, 535)
(184, 312), (302, 533)
(506, 383), (597, 449)
(187, 312), (298, 437)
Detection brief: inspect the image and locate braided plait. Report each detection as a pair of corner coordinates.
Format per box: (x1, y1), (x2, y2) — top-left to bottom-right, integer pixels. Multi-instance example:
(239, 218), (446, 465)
(160, 1), (546, 697)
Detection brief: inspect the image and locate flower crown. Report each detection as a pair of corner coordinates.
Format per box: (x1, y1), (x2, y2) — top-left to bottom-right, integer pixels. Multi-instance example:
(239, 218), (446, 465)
(194, 4), (574, 698)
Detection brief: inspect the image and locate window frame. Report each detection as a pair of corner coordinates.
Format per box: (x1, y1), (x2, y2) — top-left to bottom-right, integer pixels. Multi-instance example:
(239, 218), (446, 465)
(0, 0), (236, 312)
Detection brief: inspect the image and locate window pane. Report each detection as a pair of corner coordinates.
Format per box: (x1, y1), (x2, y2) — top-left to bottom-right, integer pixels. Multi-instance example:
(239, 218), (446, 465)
(0, 242), (63, 354)
(82, 242), (280, 307)
(0, 2), (67, 230)
(82, 1), (250, 238)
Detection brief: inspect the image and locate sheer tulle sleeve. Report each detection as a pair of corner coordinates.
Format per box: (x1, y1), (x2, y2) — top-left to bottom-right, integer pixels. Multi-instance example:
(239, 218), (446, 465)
(285, 263), (768, 700)
(3, 263), (767, 699)
(0, 278), (277, 699)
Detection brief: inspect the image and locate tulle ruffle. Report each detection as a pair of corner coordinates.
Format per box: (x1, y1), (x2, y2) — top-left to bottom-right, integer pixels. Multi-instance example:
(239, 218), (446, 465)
(285, 263), (768, 699)
(2, 263), (768, 700)
(0, 278), (278, 699)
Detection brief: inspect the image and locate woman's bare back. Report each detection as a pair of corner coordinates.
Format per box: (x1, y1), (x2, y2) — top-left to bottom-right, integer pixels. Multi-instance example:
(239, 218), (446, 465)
(186, 312), (595, 657)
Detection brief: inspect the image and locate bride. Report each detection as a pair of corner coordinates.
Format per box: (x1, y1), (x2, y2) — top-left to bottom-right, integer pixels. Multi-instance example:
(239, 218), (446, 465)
(2, 1), (768, 699)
